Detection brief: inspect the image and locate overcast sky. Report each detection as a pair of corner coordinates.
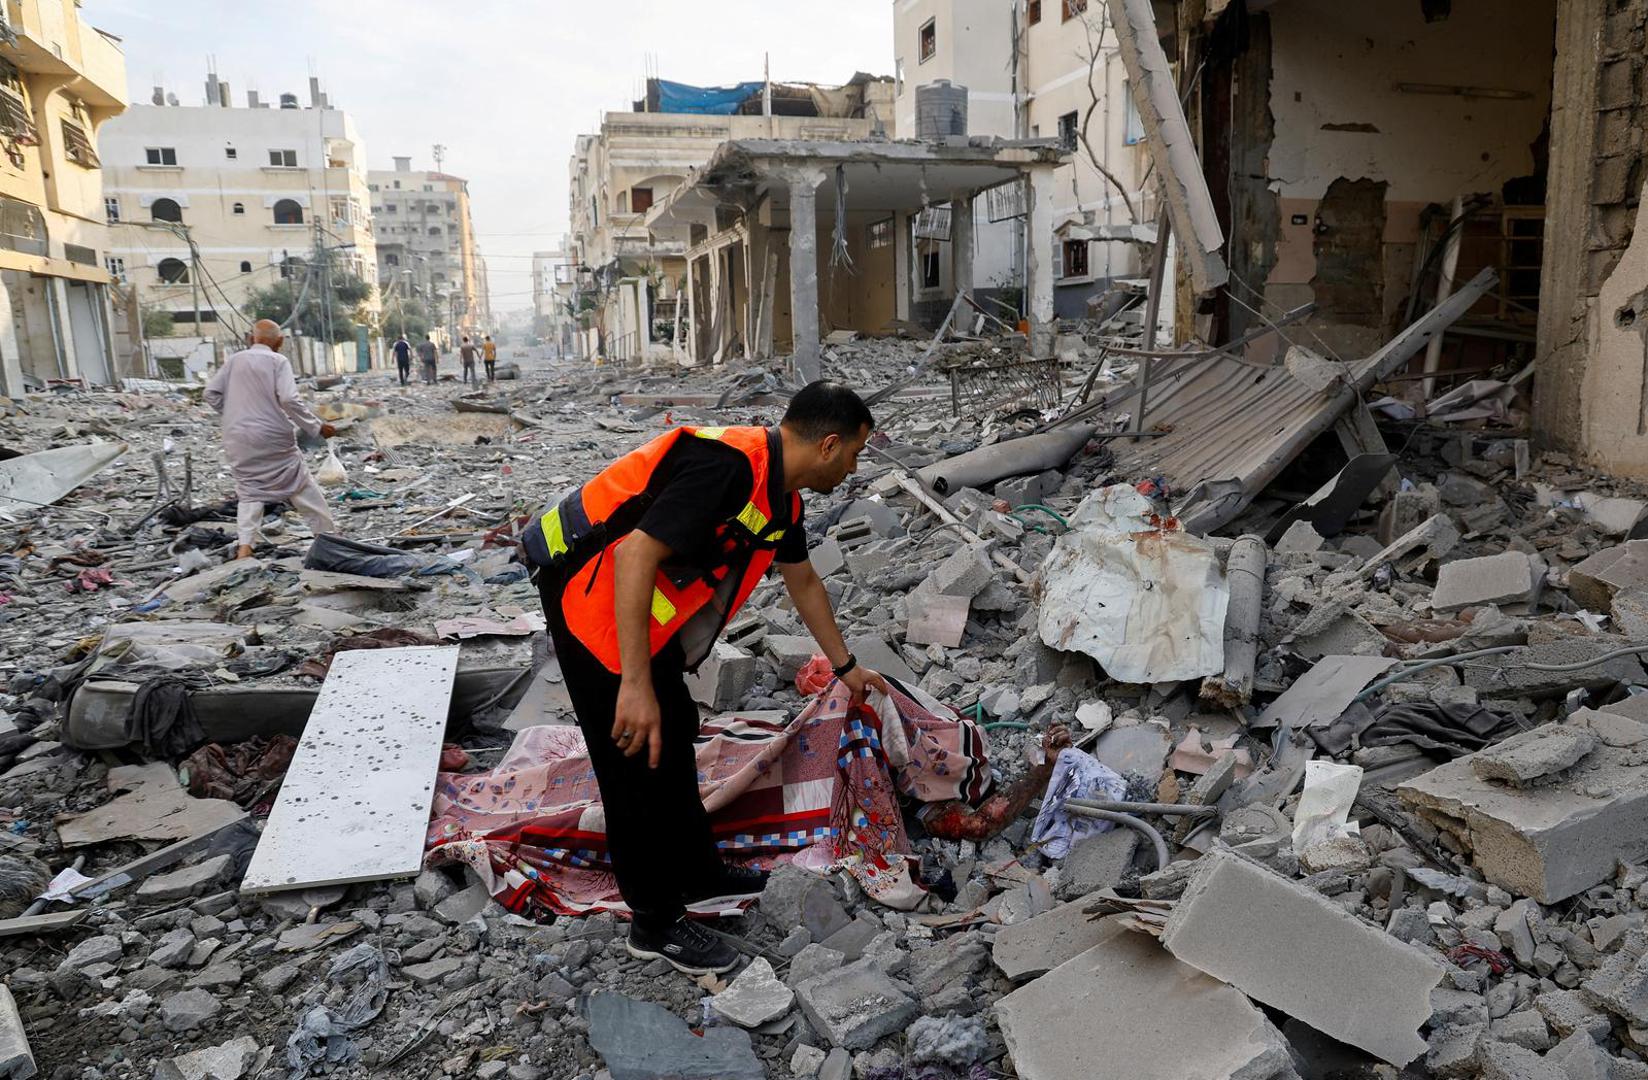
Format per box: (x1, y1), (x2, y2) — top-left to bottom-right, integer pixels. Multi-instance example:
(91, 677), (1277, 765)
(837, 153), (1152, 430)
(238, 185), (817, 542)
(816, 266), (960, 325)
(88, 0), (895, 319)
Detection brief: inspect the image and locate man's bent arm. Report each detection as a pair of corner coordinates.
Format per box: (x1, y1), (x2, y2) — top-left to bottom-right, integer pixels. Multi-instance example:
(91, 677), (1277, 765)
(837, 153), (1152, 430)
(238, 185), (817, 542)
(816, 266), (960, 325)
(779, 560), (849, 668)
(613, 530), (672, 766)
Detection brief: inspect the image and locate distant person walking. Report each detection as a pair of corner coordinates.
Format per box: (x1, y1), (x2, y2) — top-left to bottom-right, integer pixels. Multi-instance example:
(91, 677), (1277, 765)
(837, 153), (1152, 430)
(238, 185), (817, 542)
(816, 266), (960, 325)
(482, 335), (498, 382)
(417, 335), (439, 384)
(458, 336), (480, 387)
(204, 319), (339, 560)
(392, 334), (413, 386)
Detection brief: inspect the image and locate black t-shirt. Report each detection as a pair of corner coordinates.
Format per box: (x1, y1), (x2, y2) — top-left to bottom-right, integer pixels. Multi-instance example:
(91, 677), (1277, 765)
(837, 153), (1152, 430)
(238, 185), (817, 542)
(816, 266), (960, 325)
(635, 435), (808, 566)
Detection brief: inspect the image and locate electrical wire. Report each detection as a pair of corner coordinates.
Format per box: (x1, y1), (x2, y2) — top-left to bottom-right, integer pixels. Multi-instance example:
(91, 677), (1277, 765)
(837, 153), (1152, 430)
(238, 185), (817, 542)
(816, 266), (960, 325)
(1354, 643), (1648, 703)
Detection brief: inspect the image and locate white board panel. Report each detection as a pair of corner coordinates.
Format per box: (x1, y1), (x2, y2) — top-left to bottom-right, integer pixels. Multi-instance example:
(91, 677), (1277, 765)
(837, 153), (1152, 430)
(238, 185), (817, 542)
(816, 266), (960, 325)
(241, 645), (459, 893)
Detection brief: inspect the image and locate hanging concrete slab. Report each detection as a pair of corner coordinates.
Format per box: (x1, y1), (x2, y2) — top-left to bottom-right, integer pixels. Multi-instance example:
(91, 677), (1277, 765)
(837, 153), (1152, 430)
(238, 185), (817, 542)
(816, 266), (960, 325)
(240, 645), (459, 894)
(0, 440), (128, 514)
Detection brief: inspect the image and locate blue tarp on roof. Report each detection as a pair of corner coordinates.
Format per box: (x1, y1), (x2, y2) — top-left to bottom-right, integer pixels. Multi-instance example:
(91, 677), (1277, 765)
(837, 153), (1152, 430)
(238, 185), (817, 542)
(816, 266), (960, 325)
(655, 79), (764, 115)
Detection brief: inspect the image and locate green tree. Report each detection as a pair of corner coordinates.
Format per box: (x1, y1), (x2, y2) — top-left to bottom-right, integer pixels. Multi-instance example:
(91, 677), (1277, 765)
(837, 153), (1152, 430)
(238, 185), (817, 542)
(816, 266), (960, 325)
(246, 258), (375, 344)
(141, 305), (175, 338)
(382, 295), (434, 341)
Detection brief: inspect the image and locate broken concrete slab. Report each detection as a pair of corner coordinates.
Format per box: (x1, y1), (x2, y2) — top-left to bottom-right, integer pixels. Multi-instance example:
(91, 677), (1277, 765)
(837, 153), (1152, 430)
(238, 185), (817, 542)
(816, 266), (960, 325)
(1057, 828), (1140, 901)
(997, 916), (1295, 1080)
(845, 634), (918, 687)
(0, 440), (128, 514)
(1569, 541), (1648, 612)
(1038, 485), (1228, 683)
(794, 957), (918, 1050)
(709, 958), (794, 1028)
(1432, 552), (1543, 613)
(135, 855), (236, 904)
(906, 592), (971, 649)
(1256, 655), (1399, 732)
(55, 763), (245, 848)
(1458, 639), (1646, 699)
(0, 985), (33, 1079)
(1471, 725), (1599, 787)
(585, 991), (765, 1080)
(152, 1035), (261, 1080)
(1357, 514), (1461, 579)
(1160, 848), (1446, 1065)
(685, 642), (757, 711)
(1094, 722), (1172, 777)
(763, 634), (818, 682)
(1399, 711), (1648, 903)
(991, 895), (1114, 981)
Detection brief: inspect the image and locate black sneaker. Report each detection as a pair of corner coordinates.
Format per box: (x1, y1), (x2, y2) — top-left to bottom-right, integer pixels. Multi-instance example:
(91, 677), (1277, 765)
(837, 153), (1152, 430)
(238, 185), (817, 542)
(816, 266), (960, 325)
(685, 863), (770, 906)
(626, 917), (739, 975)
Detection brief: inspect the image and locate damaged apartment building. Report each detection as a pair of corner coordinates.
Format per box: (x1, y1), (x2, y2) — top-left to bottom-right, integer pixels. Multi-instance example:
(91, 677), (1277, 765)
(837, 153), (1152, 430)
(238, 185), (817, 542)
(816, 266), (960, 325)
(564, 73), (895, 364)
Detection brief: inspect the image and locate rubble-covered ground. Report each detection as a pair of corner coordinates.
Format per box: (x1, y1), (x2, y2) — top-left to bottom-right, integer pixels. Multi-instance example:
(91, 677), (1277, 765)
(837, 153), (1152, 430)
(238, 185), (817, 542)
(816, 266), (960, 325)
(8, 340), (1648, 1079)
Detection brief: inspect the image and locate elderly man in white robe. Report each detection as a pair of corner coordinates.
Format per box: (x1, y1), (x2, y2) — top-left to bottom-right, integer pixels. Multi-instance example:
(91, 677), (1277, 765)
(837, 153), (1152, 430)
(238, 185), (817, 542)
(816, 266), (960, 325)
(205, 319), (340, 559)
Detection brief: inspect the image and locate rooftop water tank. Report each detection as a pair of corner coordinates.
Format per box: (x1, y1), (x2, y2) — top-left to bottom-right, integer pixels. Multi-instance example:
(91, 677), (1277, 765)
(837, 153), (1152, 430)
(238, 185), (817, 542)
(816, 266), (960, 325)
(916, 80), (968, 139)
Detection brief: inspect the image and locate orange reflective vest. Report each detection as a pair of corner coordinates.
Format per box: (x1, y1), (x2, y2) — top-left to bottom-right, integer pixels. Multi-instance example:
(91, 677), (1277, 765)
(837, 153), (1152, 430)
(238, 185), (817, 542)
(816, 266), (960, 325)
(523, 425), (798, 674)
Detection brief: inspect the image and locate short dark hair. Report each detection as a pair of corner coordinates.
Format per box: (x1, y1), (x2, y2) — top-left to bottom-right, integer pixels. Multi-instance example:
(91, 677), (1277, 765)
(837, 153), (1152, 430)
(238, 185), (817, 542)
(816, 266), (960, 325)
(782, 381), (874, 442)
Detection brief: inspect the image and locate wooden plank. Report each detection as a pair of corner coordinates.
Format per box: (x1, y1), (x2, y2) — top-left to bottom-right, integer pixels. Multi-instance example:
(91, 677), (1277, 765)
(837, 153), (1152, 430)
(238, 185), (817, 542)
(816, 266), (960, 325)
(0, 909), (88, 939)
(240, 645), (459, 894)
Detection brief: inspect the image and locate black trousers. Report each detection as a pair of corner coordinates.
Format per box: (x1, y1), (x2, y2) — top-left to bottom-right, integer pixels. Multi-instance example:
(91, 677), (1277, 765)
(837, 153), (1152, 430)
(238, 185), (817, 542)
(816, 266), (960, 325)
(485, 360), (496, 381)
(536, 571), (721, 930)
(396, 358), (411, 385)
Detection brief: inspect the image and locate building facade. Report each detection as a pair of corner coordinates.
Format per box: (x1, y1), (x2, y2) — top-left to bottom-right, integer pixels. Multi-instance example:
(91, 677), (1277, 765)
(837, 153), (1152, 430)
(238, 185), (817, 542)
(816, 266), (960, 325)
(368, 157), (489, 345)
(0, 0), (127, 393)
(891, 0), (1155, 321)
(567, 75), (893, 363)
(531, 247), (576, 357)
(101, 78), (378, 373)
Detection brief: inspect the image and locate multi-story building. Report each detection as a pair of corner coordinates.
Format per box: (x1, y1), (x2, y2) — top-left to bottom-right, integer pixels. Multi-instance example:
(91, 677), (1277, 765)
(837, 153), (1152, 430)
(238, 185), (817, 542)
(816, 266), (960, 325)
(567, 74), (893, 363)
(531, 247), (576, 357)
(368, 157), (489, 344)
(102, 76), (379, 369)
(891, 0), (1154, 319)
(0, 0), (127, 393)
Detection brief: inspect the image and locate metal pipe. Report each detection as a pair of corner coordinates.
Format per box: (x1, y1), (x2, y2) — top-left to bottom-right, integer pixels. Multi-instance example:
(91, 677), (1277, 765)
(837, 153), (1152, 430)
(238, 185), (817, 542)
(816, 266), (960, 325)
(1062, 805), (1170, 872)
(1065, 798), (1215, 818)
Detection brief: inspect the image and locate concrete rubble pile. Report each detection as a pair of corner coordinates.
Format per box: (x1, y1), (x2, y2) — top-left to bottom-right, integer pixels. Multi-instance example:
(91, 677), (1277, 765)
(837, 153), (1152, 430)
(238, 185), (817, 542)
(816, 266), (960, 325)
(8, 344), (1648, 1080)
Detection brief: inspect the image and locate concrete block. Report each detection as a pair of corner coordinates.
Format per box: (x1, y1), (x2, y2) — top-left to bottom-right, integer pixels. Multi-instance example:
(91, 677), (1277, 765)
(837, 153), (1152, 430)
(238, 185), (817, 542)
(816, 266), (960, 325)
(844, 539), (896, 580)
(1471, 725), (1598, 787)
(0, 986), (33, 1080)
(994, 474), (1045, 509)
(1570, 541), (1648, 612)
(135, 855), (235, 903)
(1160, 848), (1447, 1065)
(793, 958), (918, 1050)
(764, 635), (819, 682)
(991, 895), (1113, 981)
(1399, 711), (1648, 903)
(930, 543), (995, 599)
(1458, 639), (1646, 699)
(838, 499), (900, 537)
(996, 916), (1297, 1080)
(1432, 552), (1541, 613)
(809, 537), (846, 579)
(685, 642), (758, 711)
(906, 592), (971, 648)
(1056, 828), (1139, 901)
(846, 634), (917, 686)
(1275, 520), (1326, 554)
(1576, 492), (1648, 537)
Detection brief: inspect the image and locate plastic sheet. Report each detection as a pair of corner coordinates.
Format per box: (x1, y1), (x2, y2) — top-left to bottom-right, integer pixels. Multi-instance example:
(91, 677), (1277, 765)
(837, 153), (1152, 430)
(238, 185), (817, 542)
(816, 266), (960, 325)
(1290, 759), (1363, 854)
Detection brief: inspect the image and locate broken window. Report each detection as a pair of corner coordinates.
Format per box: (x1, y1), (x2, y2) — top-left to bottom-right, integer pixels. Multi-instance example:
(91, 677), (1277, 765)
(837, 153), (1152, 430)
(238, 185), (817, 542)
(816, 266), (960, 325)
(105, 255), (126, 281)
(156, 257), (189, 283)
(150, 197), (182, 223)
(921, 247), (941, 289)
(60, 119), (98, 167)
(224, 146), (237, 160)
(631, 187), (654, 213)
(1062, 238), (1089, 278)
(268, 148), (297, 168)
(0, 195), (44, 255)
(868, 219), (893, 249)
(104, 196), (119, 223)
(919, 18), (937, 63)
(145, 146), (177, 166)
(272, 198), (303, 225)
(1058, 111), (1079, 152)
(1028, 0), (1042, 24)
(0, 58), (32, 143)
(1062, 0), (1087, 20)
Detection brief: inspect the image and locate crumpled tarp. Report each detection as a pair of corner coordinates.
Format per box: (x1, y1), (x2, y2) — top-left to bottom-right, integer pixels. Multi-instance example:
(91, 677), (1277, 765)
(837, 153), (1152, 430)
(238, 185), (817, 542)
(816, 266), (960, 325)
(1037, 484), (1229, 682)
(1029, 748), (1128, 859)
(1308, 700), (1523, 759)
(654, 78), (764, 115)
(425, 679), (992, 918)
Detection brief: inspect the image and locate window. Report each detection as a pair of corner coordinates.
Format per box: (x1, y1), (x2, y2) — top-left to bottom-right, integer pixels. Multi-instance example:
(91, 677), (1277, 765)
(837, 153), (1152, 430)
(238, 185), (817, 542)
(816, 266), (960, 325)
(156, 257), (189, 283)
(150, 197), (182, 223)
(422, 184), (432, 192)
(1123, 83), (1145, 145)
(105, 255), (126, 282)
(272, 198), (303, 224)
(868, 219), (893, 249)
(61, 120), (98, 167)
(1062, 238), (1089, 278)
(232, 202), (245, 215)
(895, 58), (904, 97)
(104, 196), (119, 223)
(385, 203), (397, 214)
(224, 147), (237, 160)
(239, 260), (252, 273)
(268, 148), (297, 168)
(919, 19), (937, 62)
(1058, 111), (1079, 152)
(0, 196), (46, 256)
(921, 247), (941, 289)
(392, 180), (400, 189)
(0, 59), (33, 142)
(1028, 0), (1042, 23)
(630, 187), (654, 214)
(385, 253), (399, 267)
(145, 147), (177, 166)
(1062, 0), (1087, 19)
(428, 226), (442, 236)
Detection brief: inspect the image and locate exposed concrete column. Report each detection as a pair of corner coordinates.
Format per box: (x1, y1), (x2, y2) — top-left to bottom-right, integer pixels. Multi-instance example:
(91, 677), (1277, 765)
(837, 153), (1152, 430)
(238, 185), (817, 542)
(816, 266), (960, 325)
(893, 209), (913, 322)
(1026, 165), (1058, 358)
(784, 167), (826, 385)
(951, 194), (976, 303)
(49, 278), (79, 380)
(0, 275), (21, 395)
